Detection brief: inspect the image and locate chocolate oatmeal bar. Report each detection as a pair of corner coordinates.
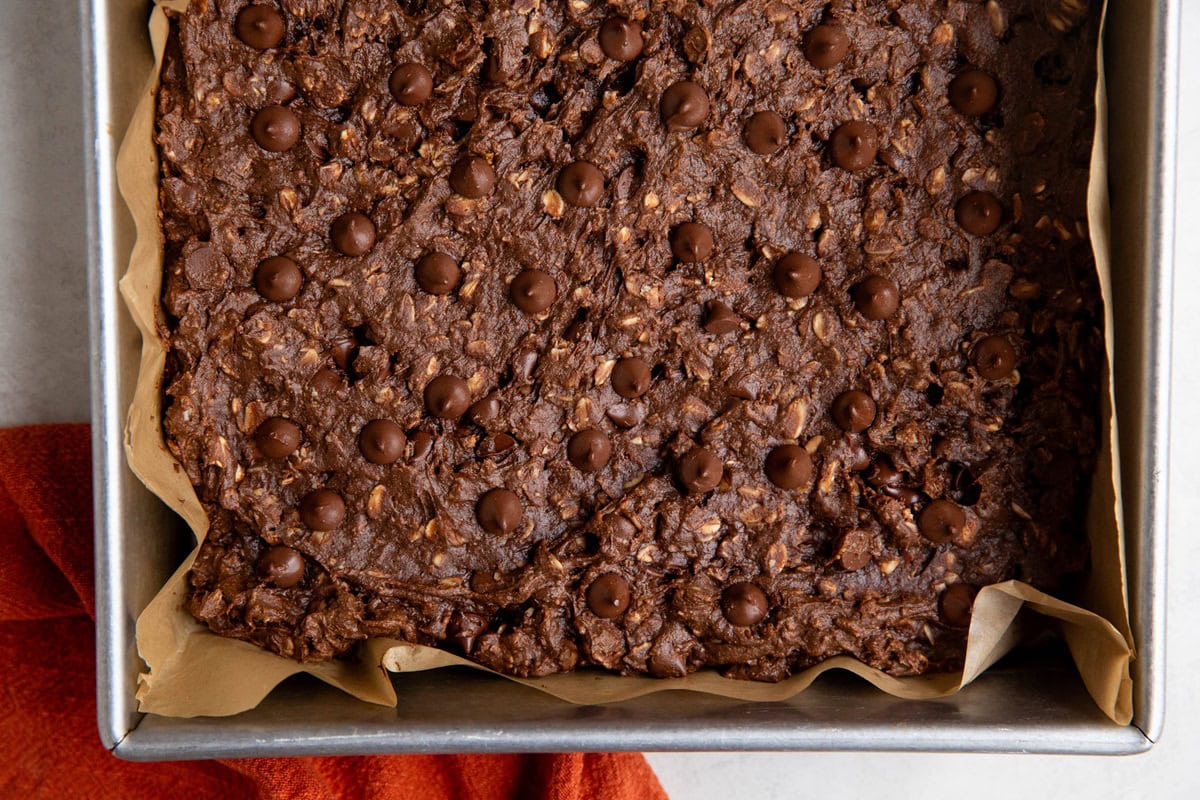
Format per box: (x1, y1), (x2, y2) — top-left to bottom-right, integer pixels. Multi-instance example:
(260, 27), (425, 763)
(159, 0), (1102, 680)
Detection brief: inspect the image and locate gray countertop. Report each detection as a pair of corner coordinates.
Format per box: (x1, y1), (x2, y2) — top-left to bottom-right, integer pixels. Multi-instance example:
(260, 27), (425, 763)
(2, 0), (1195, 794)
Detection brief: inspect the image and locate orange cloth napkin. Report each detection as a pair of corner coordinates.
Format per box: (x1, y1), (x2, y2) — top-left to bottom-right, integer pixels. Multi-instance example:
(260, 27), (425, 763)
(0, 424), (668, 799)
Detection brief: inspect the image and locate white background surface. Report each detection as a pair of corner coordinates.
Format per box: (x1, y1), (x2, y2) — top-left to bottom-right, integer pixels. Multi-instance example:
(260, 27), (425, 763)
(0, 1), (1193, 795)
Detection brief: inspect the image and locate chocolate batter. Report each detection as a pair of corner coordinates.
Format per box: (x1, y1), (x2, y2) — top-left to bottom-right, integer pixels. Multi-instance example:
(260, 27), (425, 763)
(159, 0), (1101, 680)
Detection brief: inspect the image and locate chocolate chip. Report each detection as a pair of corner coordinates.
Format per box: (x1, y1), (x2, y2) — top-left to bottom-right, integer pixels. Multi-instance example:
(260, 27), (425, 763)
(310, 367), (344, 394)
(972, 335), (1017, 379)
(415, 252), (461, 295)
(660, 81), (709, 130)
(854, 275), (900, 320)
(939, 583), (978, 627)
(557, 161), (605, 207)
(599, 16), (643, 61)
(255, 417), (302, 459)
(389, 62), (434, 105)
(330, 212), (376, 256)
(743, 111), (788, 155)
(586, 573), (631, 618)
(358, 419), (406, 465)
(804, 24), (849, 69)
(250, 105), (300, 152)
(773, 253), (821, 298)
(447, 610), (486, 652)
(449, 155), (496, 198)
(258, 545), (305, 588)
(866, 458), (902, 490)
(721, 582), (768, 626)
(466, 393), (500, 426)
(956, 191), (1003, 235)
(835, 530), (872, 571)
(918, 499), (966, 544)
(830, 121), (879, 170)
(702, 300), (740, 335)
(605, 403), (645, 429)
(424, 374), (471, 419)
(509, 269), (557, 313)
(254, 256), (302, 302)
(678, 447), (723, 494)
(475, 488), (522, 534)
(670, 221), (714, 262)
(300, 489), (345, 531)
(949, 69), (999, 116)
(477, 432), (516, 458)
(236, 5), (285, 50)
(410, 430), (435, 459)
(567, 428), (612, 472)
(611, 357), (651, 398)
(330, 334), (356, 370)
(764, 444), (812, 490)
(832, 390), (876, 433)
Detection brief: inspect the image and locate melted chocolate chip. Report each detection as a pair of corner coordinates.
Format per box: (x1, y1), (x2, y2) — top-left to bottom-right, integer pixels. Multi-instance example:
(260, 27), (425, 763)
(804, 24), (849, 69)
(773, 253), (821, 298)
(832, 390), (877, 433)
(586, 573), (631, 618)
(250, 106), (300, 152)
(918, 499), (966, 544)
(670, 221), (714, 263)
(415, 252), (461, 295)
(854, 275), (900, 320)
(330, 212), (376, 256)
(702, 300), (740, 335)
(830, 121), (879, 170)
(764, 444), (812, 490)
(476, 487), (523, 534)
(743, 111), (788, 155)
(940, 583), (978, 627)
(660, 81), (709, 130)
(611, 357), (651, 398)
(423, 374), (471, 419)
(389, 62), (434, 105)
(599, 17), (643, 61)
(567, 428), (612, 472)
(258, 545), (305, 587)
(358, 419), (406, 465)
(255, 417), (302, 459)
(300, 489), (345, 531)
(557, 161), (605, 207)
(721, 582), (768, 626)
(678, 447), (723, 494)
(956, 191), (1003, 235)
(449, 155), (496, 198)
(509, 269), (557, 313)
(254, 256), (302, 302)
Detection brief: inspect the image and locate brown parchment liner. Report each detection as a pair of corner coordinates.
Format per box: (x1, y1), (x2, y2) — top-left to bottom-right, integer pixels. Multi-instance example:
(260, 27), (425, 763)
(120, 0), (1133, 722)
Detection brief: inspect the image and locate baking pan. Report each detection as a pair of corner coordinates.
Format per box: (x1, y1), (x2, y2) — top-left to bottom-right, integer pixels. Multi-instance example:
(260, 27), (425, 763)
(83, 0), (1177, 758)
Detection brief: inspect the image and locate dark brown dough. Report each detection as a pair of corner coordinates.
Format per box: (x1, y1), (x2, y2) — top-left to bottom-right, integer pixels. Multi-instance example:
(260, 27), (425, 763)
(159, 1), (1101, 680)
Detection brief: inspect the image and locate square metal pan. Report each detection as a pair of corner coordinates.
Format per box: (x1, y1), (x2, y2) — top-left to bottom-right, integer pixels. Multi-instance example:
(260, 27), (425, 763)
(83, 0), (1177, 758)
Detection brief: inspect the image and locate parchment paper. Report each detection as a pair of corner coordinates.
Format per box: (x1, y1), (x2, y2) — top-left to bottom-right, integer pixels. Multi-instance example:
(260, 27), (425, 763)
(121, 0), (1133, 723)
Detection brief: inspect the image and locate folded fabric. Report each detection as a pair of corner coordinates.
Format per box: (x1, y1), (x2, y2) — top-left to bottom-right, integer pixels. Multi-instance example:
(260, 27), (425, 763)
(0, 424), (667, 799)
